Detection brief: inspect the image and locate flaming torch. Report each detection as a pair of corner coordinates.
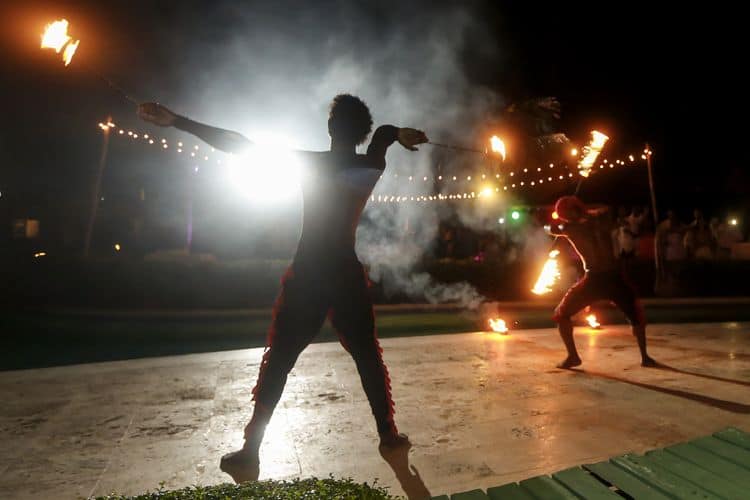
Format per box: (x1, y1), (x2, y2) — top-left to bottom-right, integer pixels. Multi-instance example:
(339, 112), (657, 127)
(585, 314), (601, 329)
(490, 135), (506, 161)
(488, 318), (509, 334)
(531, 250), (561, 295)
(41, 19), (79, 66)
(577, 130), (609, 178)
(40, 19), (138, 104)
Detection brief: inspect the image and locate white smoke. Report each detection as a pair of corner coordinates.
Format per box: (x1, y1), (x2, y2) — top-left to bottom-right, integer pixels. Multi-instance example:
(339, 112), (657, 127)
(160, 1), (507, 308)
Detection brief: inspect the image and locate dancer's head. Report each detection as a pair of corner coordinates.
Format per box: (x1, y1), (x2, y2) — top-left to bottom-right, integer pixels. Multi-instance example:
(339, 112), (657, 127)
(328, 94), (373, 147)
(555, 196), (586, 222)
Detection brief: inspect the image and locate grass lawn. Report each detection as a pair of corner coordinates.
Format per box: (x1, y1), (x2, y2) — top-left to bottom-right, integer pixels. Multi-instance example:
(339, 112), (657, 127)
(3, 299), (750, 370)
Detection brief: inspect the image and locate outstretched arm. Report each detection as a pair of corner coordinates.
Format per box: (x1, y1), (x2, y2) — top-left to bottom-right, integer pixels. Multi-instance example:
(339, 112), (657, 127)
(585, 204), (610, 217)
(365, 126), (428, 169)
(137, 103), (252, 154)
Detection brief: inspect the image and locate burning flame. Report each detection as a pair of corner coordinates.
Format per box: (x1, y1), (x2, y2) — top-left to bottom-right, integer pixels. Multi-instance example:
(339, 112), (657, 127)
(578, 130), (609, 177)
(590, 130), (609, 149)
(41, 19), (71, 52)
(62, 39), (79, 66)
(41, 19), (79, 66)
(531, 250), (561, 295)
(585, 314), (601, 329)
(488, 318), (508, 333)
(490, 136), (506, 161)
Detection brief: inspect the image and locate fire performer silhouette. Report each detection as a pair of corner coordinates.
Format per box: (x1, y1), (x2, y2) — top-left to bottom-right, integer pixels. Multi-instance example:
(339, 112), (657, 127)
(547, 196), (656, 369)
(137, 95), (427, 482)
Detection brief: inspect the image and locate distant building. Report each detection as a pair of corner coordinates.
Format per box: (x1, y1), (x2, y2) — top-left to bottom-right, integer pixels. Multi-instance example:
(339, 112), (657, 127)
(13, 219), (40, 239)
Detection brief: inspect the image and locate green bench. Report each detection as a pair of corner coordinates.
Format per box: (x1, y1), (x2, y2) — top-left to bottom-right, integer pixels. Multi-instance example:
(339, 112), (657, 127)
(435, 427), (750, 499)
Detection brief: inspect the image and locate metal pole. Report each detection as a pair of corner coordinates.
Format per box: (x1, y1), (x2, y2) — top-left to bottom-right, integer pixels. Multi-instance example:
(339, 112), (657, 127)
(186, 170), (194, 255)
(83, 118), (110, 257)
(645, 143), (662, 288)
(646, 144), (658, 227)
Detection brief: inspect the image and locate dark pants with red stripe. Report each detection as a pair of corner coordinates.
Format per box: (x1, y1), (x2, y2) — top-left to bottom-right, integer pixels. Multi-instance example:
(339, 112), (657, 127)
(553, 269), (646, 325)
(252, 257), (397, 435)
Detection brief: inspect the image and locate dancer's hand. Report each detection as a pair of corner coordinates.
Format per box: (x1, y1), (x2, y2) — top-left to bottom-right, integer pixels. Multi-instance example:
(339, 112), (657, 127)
(397, 128), (428, 151)
(137, 102), (178, 127)
(586, 206), (609, 216)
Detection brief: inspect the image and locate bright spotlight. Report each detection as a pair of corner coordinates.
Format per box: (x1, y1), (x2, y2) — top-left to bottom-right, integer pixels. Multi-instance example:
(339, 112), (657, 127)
(225, 135), (301, 203)
(511, 210), (521, 221)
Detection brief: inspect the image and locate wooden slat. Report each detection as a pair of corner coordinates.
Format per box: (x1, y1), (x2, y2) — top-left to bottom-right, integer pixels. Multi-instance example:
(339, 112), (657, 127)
(450, 489), (489, 500)
(713, 427), (750, 451)
(487, 483), (534, 500)
(611, 454), (719, 499)
(439, 430), (750, 500)
(552, 467), (621, 499)
(519, 475), (578, 499)
(584, 461), (672, 500)
(664, 443), (750, 489)
(690, 436), (750, 468)
(645, 449), (748, 498)
(486, 483), (535, 500)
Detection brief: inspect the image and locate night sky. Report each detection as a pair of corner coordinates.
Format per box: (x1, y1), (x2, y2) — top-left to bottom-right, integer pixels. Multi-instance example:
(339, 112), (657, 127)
(1, 1), (747, 240)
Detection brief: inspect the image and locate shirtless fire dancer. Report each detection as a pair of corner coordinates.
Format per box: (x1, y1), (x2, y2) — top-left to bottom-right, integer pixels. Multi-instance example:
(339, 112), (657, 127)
(548, 195), (657, 369)
(137, 95), (427, 482)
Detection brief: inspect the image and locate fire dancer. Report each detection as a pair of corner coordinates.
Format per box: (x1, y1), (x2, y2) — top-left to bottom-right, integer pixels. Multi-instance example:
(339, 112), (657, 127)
(547, 196), (656, 369)
(137, 95), (427, 482)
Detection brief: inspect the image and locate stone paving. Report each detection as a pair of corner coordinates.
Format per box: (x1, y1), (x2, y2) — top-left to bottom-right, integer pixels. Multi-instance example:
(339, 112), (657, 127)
(2, 322), (749, 499)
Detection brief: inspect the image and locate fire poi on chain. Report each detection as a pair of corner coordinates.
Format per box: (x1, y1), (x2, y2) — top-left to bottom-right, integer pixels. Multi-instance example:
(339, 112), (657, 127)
(40, 19), (139, 105)
(585, 313), (601, 329)
(577, 130), (609, 178)
(428, 135), (506, 157)
(41, 19), (79, 66)
(487, 318), (509, 334)
(531, 249), (561, 295)
(489, 135), (506, 161)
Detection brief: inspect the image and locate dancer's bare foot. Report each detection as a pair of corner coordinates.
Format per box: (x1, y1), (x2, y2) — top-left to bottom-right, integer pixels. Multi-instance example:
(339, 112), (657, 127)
(641, 356), (658, 367)
(220, 448), (259, 484)
(557, 355), (582, 369)
(379, 432), (411, 452)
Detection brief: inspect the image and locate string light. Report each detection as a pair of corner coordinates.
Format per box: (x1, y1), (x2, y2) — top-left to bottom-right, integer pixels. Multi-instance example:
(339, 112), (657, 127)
(101, 120), (649, 204)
